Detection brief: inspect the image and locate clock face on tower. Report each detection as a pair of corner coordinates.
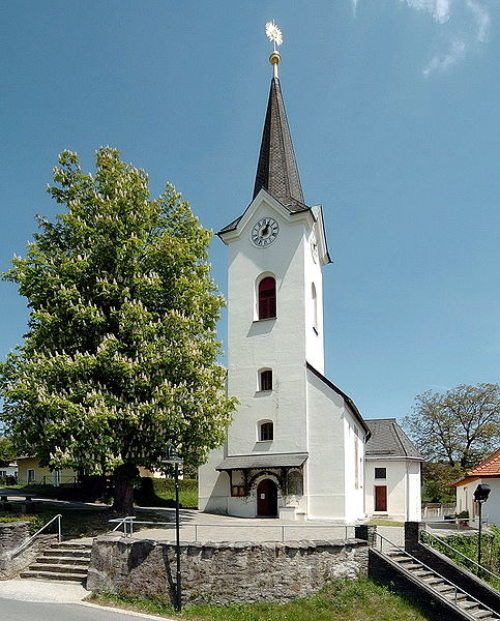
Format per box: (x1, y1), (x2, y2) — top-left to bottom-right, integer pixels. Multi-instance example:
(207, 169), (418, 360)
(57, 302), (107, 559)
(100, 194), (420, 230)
(251, 217), (279, 247)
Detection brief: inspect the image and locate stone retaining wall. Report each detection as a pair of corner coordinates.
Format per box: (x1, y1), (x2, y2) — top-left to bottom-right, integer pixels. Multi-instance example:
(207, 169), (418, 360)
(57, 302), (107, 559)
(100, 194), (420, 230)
(0, 522), (29, 557)
(88, 535), (369, 605)
(0, 522), (57, 580)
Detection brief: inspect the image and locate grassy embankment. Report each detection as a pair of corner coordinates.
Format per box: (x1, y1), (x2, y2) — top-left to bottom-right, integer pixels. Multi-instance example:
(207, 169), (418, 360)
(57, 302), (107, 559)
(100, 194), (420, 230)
(88, 578), (431, 621)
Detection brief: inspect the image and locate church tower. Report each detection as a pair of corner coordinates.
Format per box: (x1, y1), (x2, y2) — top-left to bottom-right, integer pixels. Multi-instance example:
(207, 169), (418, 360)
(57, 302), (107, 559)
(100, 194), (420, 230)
(199, 25), (369, 522)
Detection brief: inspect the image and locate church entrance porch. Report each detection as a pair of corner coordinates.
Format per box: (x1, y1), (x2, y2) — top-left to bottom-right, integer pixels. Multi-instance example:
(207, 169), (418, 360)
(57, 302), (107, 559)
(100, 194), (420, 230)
(257, 478), (278, 517)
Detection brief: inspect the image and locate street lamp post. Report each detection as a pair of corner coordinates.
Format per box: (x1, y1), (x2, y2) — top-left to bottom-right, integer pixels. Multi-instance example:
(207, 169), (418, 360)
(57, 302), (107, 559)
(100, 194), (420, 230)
(473, 483), (491, 572)
(163, 445), (183, 612)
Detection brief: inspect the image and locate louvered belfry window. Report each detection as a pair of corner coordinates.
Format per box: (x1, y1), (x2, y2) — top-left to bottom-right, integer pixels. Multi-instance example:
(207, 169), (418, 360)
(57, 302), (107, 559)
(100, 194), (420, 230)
(258, 277), (276, 319)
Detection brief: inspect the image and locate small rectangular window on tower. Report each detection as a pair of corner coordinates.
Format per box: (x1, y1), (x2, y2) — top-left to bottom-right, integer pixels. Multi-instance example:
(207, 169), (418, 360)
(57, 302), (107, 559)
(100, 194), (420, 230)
(260, 370), (273, 391)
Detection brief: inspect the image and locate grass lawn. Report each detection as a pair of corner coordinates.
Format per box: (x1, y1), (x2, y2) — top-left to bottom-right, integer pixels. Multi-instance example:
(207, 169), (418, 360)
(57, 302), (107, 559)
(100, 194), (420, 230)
(367, 518), (404, 527)
(0, 504), (170, 539)
(150, 478), (198, 509)
(88, 578), (431, 621)
(1, 506), (115, 538)
(4, 477), (199, 510)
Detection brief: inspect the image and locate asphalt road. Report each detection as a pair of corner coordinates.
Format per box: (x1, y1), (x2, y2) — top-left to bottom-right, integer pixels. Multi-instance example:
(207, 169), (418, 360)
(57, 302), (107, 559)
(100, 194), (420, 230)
(0, 598), (169, 621)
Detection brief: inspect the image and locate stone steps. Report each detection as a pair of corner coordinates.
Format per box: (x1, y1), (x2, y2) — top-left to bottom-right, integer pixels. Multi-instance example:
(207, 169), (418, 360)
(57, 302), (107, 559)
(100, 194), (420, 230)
(20, 540), (92, 584)
(384, 549), (499, 621)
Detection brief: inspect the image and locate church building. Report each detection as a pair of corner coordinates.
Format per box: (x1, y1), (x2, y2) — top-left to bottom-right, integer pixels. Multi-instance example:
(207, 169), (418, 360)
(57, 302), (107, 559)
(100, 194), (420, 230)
(198, 35), (372, 523)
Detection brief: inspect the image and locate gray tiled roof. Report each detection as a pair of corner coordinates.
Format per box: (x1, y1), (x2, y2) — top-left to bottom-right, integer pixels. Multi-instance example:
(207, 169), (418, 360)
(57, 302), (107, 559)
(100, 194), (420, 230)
(253, 77), (306, 211)
(216, 452), (308, 471)
(365, 418), (422, 459)
(218, 76), (309, 236)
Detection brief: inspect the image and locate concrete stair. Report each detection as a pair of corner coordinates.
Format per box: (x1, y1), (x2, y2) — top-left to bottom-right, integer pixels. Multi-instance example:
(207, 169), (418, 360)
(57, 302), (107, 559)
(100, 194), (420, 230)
(383, 548), (499, 621)
(20, 541), (92, 584)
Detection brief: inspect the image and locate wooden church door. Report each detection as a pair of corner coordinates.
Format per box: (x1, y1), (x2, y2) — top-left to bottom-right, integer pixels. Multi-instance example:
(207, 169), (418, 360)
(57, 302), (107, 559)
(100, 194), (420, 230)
(257, 479), (278, 517)
(375, 485), (387, 512)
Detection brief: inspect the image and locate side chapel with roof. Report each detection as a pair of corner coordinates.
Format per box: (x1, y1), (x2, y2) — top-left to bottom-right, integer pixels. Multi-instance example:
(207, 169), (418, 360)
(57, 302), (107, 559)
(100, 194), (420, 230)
(199, 28), (422, 522)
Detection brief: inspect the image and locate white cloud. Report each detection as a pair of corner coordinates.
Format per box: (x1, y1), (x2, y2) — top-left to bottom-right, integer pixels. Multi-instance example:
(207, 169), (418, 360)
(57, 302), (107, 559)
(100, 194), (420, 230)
(404, 0), (452, 24)
(351, 0), (491, 76)
(465, 0), (490, 43)
(422, 39), (466, 76)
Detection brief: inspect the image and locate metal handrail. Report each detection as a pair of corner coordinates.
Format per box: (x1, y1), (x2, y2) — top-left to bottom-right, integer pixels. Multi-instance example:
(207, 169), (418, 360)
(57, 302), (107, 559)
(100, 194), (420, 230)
(421, 529), (500, 584)
(374, 532), (499, 620)
(9, 513), (62, 559)
(108, 517), (356, 542)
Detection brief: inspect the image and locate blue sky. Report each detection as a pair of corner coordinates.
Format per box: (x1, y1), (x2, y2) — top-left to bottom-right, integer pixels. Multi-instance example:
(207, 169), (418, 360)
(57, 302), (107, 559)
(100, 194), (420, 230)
(0, 1), (498, 423)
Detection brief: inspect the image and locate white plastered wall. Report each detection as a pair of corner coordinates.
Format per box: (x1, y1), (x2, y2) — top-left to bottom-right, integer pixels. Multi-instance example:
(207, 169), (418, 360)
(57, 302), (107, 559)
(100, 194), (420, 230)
(456, 478), (500, 526)
(199, 191), (361, 522)
(365, 458), (422, 521)
(198, 446), (229, 514)
(306, 368), (365, 522)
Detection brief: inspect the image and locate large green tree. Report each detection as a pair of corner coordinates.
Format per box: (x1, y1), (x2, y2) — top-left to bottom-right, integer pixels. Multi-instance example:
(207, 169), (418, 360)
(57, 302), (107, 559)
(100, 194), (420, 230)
(0, 148), (235, 513)
(403, 383), (500, 470)
(0, 436), (15, 465)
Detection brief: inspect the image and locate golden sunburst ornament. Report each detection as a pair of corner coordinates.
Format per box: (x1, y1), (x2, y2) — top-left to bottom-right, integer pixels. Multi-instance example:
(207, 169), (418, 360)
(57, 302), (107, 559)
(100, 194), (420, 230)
(265, 21), (283, 50)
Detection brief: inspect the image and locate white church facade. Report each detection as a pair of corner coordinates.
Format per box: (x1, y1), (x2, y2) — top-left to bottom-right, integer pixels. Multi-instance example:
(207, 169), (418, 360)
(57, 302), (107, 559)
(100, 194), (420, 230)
(199, 40), (420, 523)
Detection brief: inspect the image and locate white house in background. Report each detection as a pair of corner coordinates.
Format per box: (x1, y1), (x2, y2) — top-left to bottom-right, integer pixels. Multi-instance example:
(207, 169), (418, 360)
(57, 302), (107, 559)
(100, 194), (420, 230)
(198, 46), (372, 522)
(453, 448), (500, 526)
(0, 461), (18, 482)
(364, 419), (423, 522)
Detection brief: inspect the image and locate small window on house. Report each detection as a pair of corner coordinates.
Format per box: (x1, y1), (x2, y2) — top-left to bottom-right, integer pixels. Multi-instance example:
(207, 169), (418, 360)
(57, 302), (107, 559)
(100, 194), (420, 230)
(231, 485), (247, 497)
(287, 471), (303, 496)
(259, 421), (274, 442)
(259, 369), (273, 391)
(375, 467), (386, 480)
(27, 469), (35, 484)
(258, 276), (276, 320)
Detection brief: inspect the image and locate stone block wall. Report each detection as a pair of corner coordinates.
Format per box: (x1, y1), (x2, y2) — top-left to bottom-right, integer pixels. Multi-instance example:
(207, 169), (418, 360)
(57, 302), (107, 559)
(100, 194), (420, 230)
(88, 535), (369, 605)
(0, 522), (29, 558)
(0, 522), (56, 580)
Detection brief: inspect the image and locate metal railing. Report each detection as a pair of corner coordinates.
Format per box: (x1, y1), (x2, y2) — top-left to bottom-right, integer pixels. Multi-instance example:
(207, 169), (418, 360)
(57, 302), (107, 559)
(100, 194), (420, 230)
(373, 532), (499, 620)
(421, 529), (500, 584)
(9, 513), (62, 560)
(108, 517), (356, 542)
(422, 503), (456, 519)
(109, 516), (170, 536)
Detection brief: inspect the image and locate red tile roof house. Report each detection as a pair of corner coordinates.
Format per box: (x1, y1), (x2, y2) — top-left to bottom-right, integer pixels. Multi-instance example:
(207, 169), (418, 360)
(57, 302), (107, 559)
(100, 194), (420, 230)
(452, 449), (500, 526)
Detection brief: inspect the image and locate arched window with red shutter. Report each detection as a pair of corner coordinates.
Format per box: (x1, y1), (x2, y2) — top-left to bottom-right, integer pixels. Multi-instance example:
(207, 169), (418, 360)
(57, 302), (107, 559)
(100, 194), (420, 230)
(258, 276), (276, 320)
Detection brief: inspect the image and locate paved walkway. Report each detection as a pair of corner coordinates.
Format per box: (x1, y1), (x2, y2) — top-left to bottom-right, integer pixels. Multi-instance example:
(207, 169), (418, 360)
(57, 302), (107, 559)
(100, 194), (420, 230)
(127, 508), (406, 546)
(0, 579), (173, 619)
(0, 578), (87, 603)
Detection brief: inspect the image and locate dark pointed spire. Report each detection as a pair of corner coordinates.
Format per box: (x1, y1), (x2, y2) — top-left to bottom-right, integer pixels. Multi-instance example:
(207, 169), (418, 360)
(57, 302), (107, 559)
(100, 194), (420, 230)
(253, 76), (307, 211)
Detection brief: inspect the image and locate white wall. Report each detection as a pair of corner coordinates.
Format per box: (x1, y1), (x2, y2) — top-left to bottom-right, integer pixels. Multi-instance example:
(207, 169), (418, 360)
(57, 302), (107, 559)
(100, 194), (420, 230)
(456, 478), (500, 526)
(407, 461), (422, 521)
(200, 191), (362, 523)
(306, 368), (365, 522)
(365, 459), (421, 522)
(198, 447), (229, 514)
(225, 196), (314, 460)
(343, 417), (366, 523)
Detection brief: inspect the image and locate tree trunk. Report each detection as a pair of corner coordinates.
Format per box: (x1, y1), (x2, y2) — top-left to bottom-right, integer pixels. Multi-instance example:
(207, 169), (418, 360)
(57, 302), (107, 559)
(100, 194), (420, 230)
(112, 463), (139, 515)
